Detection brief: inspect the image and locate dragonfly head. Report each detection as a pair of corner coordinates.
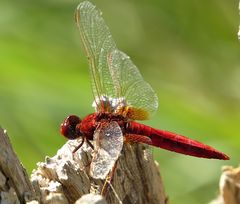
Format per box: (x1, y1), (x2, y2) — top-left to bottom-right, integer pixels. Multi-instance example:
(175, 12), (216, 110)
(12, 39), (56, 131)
(60, 115), (82, 140)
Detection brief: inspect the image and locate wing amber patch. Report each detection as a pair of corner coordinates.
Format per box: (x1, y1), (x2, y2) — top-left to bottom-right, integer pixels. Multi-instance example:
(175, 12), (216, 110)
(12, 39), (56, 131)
(126, 107), (150, 120)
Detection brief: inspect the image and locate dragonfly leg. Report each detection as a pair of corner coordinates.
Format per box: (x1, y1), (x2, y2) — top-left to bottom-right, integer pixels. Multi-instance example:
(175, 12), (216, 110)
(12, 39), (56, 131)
(72, 138), (93, 168)
(72, 137), (85, 154)
(86, 139), (94, 149)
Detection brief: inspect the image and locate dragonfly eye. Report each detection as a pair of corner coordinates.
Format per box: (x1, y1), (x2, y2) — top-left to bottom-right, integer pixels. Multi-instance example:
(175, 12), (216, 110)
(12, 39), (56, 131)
(60, 115), (81, 140)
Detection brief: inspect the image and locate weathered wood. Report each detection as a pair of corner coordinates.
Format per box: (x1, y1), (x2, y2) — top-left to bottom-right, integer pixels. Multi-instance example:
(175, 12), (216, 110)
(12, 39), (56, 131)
(31, 140), (167, 204)
(210, 166), (240, 204)
(0, 127), (38, 203)
(75, 194), (107, 204)
(0, 126), (166, 204)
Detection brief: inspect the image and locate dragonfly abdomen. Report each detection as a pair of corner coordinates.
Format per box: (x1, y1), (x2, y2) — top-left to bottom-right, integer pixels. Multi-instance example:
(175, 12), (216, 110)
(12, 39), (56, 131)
(127, 121), (229, 160)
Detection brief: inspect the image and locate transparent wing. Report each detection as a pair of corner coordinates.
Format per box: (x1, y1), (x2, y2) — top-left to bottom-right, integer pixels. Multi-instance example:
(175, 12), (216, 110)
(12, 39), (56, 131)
(108, 50), (158, 119)
(75, 1), (117, 111)
(76, 1), (158, 118)
(90, 121), (123, 179)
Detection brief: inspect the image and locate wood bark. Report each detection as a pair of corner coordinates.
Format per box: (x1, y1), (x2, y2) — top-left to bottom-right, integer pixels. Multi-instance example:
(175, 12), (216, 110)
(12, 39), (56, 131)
(0, 127), (37, 203)
(0, 127), (167, 204)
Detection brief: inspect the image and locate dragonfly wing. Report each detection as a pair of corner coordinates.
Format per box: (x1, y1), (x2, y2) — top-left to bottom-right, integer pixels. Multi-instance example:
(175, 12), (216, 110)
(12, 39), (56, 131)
(90, 121), (123, 179)
(76, 2), (118, 111)
(107, 50), (158, 119)
(76, 1), (158, 118)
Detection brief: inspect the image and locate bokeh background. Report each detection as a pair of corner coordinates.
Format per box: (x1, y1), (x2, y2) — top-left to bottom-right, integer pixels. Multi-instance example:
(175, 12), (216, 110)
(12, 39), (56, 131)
(0, 0), (239, 203)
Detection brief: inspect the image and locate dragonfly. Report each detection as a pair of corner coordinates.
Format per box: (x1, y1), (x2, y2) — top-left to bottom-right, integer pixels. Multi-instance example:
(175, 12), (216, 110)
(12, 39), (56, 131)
(60, 1), (229, 180)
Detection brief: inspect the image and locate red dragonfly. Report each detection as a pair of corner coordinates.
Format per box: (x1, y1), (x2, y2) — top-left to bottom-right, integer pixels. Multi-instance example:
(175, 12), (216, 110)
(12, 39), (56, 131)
(60, 1), (229, 179)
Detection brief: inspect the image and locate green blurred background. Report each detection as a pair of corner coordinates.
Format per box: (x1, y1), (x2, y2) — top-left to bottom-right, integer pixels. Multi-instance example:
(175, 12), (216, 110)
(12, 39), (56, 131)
(0, 0), (239, 203)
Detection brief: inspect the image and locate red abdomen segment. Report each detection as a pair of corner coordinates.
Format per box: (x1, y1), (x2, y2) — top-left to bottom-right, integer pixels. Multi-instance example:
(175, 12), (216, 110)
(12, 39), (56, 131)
(127, 121), (229, 160)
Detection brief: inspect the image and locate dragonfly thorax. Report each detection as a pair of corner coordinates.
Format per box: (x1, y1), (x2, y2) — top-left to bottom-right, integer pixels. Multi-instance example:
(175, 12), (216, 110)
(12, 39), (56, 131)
(77, 112), (127, 141)
(92, 95), (127, 114)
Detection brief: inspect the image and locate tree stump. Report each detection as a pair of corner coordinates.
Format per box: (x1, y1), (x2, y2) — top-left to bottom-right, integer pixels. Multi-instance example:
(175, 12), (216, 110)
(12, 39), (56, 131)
(0, 127), (167, 204)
